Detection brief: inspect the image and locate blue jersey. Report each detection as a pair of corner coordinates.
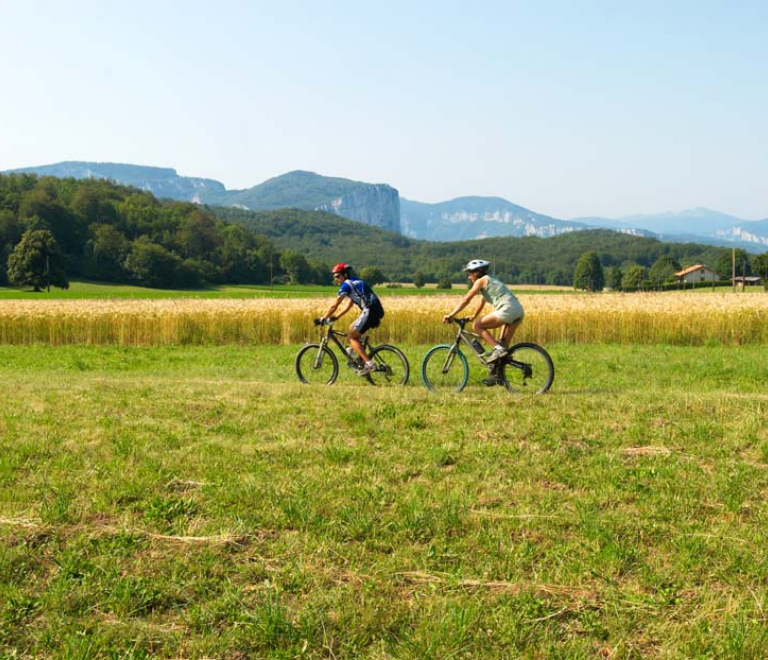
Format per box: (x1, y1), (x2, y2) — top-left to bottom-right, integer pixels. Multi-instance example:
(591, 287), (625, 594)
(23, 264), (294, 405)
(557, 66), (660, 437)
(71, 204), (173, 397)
(338, 278), (381, 311)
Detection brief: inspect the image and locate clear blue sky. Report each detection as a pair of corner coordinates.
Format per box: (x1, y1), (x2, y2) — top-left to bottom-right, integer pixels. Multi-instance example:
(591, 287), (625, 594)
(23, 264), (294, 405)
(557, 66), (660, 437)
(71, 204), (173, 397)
(2, 0), (766, 220)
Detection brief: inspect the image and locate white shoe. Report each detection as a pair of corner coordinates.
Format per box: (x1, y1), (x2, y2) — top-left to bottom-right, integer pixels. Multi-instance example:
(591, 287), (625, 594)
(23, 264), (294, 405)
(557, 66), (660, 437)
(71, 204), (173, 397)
(486, 346), (509, 363)
(356, 360), (376, 376)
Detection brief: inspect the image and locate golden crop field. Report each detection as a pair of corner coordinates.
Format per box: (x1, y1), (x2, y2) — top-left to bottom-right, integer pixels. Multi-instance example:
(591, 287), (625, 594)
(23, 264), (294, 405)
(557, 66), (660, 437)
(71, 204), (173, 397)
(0, 291), (767, 346)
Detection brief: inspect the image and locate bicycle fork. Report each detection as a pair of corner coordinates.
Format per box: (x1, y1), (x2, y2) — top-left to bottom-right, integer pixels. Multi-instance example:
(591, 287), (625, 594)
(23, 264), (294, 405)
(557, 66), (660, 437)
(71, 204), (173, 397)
(313, 339), (328, 370)
(441, 343), (461, 374)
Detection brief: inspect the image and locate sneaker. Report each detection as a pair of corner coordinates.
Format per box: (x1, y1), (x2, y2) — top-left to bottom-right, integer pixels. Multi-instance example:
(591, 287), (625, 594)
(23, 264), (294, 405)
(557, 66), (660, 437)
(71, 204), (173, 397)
(482, 376), (502, 387)
(485, 346), (509, 363)
(356, 360), (376, 376)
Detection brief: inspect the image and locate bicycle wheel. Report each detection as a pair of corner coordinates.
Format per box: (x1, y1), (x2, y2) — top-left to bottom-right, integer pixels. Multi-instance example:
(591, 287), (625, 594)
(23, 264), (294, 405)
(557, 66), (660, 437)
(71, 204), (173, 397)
(295, 344), (339, 385)
(500, 343), (554, 394)
(421, 345), (469, 393)
(367, 345), (410, 386)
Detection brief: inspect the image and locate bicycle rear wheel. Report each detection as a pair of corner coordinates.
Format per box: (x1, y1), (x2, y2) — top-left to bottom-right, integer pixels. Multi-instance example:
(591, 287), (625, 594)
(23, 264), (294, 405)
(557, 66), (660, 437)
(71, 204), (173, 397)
(295, 344), (339, 385)
(500, 343), (554, 394)
(367, 345), (410, 386)
(421, 345), (469, 393)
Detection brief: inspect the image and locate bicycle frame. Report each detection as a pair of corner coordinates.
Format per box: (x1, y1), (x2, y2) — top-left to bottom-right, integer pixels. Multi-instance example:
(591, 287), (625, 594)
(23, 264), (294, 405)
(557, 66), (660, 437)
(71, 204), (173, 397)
(447, 318), (530, 374)
(313, 323), (369, 369)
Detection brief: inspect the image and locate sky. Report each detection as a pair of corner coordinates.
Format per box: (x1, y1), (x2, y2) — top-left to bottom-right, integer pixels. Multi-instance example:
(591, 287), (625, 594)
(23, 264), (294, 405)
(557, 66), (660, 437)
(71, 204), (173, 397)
(1, 0), (767, 220)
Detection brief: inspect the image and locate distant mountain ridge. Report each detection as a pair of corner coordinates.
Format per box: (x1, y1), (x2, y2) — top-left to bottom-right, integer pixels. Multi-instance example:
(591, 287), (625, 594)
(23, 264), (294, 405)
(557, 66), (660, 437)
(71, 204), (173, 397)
(6, 162), (400, 234)
(5, 161), (768, 251)
(8, 161), (226, 201)
(575, 208), (768, 252)
(401, 196), (587, 241)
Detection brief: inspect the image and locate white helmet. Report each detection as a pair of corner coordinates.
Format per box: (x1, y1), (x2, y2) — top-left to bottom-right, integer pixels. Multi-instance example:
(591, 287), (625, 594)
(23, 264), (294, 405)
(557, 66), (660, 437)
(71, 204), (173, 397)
(464, 259), (491, 272)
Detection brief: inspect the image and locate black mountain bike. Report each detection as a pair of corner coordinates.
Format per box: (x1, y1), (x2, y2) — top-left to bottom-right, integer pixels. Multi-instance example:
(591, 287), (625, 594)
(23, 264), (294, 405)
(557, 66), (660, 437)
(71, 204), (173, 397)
(295, 319), (410, 386)
(421, 317), (554, 394)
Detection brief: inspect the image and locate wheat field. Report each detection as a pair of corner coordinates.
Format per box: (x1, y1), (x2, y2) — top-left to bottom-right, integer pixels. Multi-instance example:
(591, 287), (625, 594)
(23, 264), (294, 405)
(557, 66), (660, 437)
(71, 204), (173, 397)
(0, 291), (766, 346)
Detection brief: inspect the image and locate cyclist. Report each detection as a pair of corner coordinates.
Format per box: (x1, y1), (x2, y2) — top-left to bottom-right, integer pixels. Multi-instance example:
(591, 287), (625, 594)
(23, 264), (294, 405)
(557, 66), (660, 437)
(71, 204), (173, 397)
(443, 259), (524, 385)
(317, 262), (385, 376)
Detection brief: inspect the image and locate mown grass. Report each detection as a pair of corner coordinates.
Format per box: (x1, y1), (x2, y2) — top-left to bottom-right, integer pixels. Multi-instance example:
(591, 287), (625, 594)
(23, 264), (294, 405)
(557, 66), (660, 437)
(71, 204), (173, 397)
(0, 280), (576, 300)
(2, 343), (768, 658)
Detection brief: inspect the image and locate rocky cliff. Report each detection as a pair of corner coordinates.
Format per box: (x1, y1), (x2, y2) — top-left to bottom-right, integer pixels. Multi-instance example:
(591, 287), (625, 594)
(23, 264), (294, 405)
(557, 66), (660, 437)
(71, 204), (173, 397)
(401, 196), (586, 241)
(316, 184), (400, 233)
(217, 171), (401, 234)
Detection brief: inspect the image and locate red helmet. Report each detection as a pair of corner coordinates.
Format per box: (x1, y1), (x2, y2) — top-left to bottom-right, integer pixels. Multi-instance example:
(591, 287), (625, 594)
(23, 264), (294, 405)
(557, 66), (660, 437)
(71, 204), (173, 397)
(331, 262), (350, 275)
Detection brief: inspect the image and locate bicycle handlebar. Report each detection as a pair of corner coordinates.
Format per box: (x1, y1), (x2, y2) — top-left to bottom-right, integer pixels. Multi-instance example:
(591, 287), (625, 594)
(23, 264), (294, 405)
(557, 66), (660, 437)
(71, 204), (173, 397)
(447, 316), (472, 328)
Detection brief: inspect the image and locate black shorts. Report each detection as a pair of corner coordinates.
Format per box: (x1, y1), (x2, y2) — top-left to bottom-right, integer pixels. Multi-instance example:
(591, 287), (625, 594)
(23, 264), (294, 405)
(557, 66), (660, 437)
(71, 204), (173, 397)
(353, 304), (384, 334)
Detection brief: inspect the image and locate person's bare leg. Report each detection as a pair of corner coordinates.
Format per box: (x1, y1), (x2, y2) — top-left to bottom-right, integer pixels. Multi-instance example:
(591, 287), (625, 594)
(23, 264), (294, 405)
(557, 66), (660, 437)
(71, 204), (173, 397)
(348, 327), (370, 362)
(499, 320), (521, 348)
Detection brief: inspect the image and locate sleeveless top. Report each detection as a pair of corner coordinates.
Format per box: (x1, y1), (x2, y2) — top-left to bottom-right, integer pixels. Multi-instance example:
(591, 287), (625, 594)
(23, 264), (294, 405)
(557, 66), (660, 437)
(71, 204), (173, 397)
(480, 275), (518, 310)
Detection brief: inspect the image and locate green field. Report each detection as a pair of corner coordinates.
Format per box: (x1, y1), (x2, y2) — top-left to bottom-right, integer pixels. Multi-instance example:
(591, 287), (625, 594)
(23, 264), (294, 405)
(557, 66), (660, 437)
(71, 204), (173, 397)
(0, 280), (577, 300)
(2, 343), (768, 658)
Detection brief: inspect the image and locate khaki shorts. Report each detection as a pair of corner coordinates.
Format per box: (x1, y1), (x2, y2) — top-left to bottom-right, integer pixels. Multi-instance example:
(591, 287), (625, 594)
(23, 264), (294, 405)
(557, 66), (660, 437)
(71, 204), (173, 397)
(494, 301), (524, 325)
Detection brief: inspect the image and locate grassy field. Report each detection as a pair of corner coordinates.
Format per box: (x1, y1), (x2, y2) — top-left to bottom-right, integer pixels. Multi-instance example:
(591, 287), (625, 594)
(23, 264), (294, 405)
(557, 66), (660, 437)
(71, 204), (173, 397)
(0, 280), (577, 300)
(2, 343), (768, 658)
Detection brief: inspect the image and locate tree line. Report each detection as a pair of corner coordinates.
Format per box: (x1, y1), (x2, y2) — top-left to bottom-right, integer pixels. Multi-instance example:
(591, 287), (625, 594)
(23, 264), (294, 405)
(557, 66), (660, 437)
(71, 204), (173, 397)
(214, 206), (764, 288)
(572, 249), (768, 292)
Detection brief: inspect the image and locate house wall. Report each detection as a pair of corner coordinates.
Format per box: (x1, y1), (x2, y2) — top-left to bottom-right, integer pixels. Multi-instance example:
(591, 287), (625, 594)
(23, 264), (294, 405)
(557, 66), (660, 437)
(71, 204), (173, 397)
(682, 269), (717, 283)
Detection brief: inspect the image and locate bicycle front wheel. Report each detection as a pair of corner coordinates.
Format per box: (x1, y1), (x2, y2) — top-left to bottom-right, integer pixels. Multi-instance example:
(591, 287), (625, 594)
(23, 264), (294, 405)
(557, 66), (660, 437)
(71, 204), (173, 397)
(421, 345), (469, 393)
(295, 344), (339, 385)
(500, 343), (554, 394)
(367, 345), (410, 386)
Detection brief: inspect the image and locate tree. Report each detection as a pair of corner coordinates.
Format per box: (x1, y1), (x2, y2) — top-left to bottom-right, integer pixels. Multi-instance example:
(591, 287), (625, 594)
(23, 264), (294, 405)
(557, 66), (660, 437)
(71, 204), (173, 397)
(605, 265), (623, 291)
(7, 229), (69, 291)
(648, 255), (681, 289)
(359, 266), (387, 285)
(436, 275), (453, 289)
(752, 252), (768, 291)
(622, 264), (648, 291)
(573, 251), (605, 292)
(413, 271), (427, 289)
(279, 250), (312, 285)
(84, 223), (131, 281)
(715, 249), (750, 281)
(124, 238), (182, 288)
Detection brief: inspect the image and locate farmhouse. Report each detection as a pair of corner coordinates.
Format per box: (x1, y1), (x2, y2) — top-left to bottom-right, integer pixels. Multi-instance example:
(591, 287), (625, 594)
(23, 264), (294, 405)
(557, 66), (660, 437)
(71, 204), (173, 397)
(675, 264), (718, 284)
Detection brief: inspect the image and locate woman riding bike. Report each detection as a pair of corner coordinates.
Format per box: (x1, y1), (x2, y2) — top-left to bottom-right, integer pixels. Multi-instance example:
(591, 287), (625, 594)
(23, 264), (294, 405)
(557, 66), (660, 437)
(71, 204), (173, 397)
(443, 259), (524, 386)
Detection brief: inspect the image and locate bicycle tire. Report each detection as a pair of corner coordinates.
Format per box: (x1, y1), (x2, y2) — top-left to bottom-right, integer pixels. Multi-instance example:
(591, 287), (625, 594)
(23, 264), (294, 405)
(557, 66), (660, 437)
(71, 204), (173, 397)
(421, 344), (469, 393)
(295, 344), (339, 385)
(366, 345), (410, 386)
(499, 342), (554, 394)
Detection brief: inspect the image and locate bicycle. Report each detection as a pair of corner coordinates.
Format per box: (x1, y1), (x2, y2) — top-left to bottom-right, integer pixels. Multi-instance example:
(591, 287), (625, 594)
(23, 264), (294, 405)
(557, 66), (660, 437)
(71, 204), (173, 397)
(295, 318), (410, 386)
(421, 317), (554, 394)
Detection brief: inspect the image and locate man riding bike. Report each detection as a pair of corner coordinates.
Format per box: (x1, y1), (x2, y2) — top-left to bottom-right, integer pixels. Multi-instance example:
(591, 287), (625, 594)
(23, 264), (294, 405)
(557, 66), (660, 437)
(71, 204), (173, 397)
(317, 262), (385, 376)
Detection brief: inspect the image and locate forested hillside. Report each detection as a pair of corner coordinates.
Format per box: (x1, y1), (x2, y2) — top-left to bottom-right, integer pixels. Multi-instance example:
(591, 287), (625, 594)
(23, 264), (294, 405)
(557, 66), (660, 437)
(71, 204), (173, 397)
(214, 206), (731, 285)
(0, 174), (329, 289)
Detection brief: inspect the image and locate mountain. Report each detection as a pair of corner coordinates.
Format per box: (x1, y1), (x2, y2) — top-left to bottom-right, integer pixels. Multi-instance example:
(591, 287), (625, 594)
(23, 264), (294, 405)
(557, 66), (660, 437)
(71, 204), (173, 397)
(574, 208), (768, 253)
(713, 219), (768, 249)
(209, 170), (401, 234)
(401, 196), (588, 241)
(6, 163), (400, 234)
(7, 161), (226, 201)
